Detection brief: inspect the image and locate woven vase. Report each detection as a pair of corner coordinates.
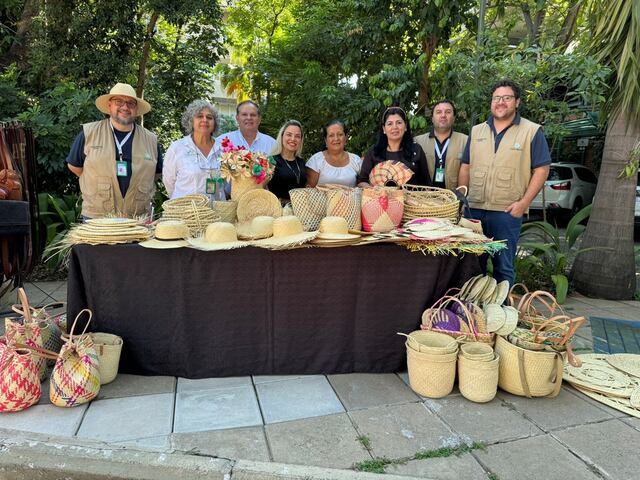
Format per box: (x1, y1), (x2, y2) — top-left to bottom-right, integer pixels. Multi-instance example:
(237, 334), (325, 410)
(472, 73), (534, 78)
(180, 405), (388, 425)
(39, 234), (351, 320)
(230, 175), (266, 201)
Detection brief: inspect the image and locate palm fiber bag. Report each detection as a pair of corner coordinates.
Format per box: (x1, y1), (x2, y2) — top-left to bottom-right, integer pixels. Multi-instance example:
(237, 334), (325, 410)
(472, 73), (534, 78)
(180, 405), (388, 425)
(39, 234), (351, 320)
(360, 186), (404, 232)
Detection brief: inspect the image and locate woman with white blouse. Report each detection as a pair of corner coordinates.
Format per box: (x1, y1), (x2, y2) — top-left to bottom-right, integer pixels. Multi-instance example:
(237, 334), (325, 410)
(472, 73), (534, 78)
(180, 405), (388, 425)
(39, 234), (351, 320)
(306, 120), (362, 187)
(163, 100), (221, 199)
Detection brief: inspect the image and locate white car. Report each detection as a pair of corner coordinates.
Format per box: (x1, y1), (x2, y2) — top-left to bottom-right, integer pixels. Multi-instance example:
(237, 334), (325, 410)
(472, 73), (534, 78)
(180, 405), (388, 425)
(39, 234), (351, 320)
(530, 163), (597, 219)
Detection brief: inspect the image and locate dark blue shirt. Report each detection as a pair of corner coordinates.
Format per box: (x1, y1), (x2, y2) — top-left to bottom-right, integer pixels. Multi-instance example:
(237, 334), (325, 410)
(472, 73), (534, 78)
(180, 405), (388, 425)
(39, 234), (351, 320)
(460, 113), (551, 169)
(67, 125), (163, 197)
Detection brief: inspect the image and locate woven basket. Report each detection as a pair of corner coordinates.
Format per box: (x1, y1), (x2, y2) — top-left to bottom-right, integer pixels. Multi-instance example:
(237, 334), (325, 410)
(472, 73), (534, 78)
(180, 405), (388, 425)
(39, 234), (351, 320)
(458, 354), (499, 403)
(460, 342), (495, 361)
(212, 201), (238, 223)
(494, 335), (564, 398)
(401, 184), (460, 223)
(406, 344), (457, 398)
(230, 174), (266, 201)
(290, 188), (328, 231)
(398, 331), (458, 355)
(324, 186), (362, 231)
(421, 296), (495, 345)
(90, 333), (123, 385)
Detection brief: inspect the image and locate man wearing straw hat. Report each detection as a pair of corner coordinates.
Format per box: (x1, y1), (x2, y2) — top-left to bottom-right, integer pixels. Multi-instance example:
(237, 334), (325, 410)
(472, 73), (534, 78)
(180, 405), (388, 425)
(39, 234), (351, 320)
(67, 82), (163, 219)
(415, 100), (467, 189)
(458, 79), (550, 287)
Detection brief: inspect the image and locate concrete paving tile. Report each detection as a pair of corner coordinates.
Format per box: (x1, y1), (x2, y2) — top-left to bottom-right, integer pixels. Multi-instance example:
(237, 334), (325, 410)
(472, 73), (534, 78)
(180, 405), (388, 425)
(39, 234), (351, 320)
(475, 434), (599, 480)
(0, 403), (87, 436)
(33, 281), (66, 296)
(172, 426), (270, 461)
(177, 376), (251, 393)
(252, 374), (316, 384)
(564, 385), (629, 418)
(174, 385), (262, 433)
(256, 376), (344, 424)
(36, 380), (51, 405)
(386, 453), (487, 479)
(265, 412), (369, 469)
(77, 393), (173, 442)
(327, 373), (420, 410)
(423, 395), (542, 444)
(573, 297), (628, 309)
(113, 434), (171, 451)
(554, 419), (640, 479)
(18, 284), (52, 308)
(497, 387), (615, 431)
(349, 403), (455, 459)
(621, 417), (640, 431)
(98, 374), (176, 399)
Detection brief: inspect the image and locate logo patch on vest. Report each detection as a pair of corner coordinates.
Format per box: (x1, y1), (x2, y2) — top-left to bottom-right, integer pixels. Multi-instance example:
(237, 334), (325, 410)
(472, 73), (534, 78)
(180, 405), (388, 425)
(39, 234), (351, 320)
(475, 137), (487, 142)
(512, 142), (522, 150)
(144, 152), (153, 161)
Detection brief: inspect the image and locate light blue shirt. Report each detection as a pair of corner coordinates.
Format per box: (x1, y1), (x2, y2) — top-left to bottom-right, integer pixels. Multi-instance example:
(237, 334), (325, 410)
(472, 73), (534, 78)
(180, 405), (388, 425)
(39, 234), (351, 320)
(215, 130), (276, 155)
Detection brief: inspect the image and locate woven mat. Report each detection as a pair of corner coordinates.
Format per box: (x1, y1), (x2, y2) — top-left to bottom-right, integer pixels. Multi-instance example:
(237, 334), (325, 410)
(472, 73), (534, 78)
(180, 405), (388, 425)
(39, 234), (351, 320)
(590, 317), (640, 354)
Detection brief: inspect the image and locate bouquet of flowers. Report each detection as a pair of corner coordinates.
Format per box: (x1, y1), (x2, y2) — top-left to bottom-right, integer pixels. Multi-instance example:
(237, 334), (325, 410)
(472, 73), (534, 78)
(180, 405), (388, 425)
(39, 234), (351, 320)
(219, 137), (275, 184)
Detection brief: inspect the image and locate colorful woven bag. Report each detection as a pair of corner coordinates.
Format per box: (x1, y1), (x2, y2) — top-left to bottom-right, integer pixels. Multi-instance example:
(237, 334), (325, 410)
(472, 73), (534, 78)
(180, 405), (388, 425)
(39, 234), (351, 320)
(11, 299), (64, 364)
(0, 337), (41, 412)
(323, 185), (362, 231)
(50, 309), (101, 407)
(360, 187), (404, 232)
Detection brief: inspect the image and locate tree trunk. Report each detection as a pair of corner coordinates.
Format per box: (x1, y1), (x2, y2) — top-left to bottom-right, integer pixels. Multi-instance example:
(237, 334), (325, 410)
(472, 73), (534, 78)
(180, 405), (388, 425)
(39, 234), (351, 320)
(0, 0), (39, 69)
(571, 111), (638, 299)
(417, 35), (438, 115)
(553, 1), (581, 51)
(136, 12), (159, 98)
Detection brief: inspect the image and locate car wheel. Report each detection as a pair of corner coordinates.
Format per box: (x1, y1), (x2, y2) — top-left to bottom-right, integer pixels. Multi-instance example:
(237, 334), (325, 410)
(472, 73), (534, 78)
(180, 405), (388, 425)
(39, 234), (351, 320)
(569, 198), (583, 221)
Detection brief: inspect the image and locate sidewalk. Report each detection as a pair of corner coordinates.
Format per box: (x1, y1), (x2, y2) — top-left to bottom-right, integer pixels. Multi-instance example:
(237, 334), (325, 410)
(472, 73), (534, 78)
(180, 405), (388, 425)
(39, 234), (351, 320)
(0, 281), (639, 480)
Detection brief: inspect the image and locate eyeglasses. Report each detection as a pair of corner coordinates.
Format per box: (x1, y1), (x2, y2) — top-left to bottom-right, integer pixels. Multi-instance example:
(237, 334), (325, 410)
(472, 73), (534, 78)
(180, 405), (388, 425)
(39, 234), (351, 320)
(491, 95), (515, 103)
(111, 98), (138, 108)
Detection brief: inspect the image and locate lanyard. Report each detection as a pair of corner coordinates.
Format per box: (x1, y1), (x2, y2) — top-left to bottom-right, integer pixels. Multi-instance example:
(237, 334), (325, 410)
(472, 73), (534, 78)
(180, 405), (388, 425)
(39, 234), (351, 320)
(434, 138), (450, 166)
(110, 124), (133, 162)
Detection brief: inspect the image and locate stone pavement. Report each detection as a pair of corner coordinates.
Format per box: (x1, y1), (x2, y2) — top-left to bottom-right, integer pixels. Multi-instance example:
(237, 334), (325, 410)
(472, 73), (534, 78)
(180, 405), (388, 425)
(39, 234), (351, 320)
(0, 281), (639, 480)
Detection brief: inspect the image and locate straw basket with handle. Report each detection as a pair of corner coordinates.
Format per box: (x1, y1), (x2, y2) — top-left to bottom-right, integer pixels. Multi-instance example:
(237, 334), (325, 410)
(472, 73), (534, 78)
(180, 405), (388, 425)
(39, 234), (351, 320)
(90, 333), (123, 385)
(421, 295), (495, 344)
(401, 184), (461, 223)
(360, 186), (404, 232)
(322, 185), (362, 231)
(0, 336), (41, 412)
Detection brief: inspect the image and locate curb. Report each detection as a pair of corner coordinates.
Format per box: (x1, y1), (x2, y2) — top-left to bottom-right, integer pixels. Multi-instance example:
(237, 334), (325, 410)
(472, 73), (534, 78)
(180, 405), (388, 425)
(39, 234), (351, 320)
(0, 430), (428, 480)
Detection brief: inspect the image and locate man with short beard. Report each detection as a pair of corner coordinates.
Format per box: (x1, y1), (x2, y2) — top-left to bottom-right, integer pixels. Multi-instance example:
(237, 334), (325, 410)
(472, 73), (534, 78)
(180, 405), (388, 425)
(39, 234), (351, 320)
(67, 83), (162, 219)
(414, 100), (467, 189)
(458, 79), (550, 286)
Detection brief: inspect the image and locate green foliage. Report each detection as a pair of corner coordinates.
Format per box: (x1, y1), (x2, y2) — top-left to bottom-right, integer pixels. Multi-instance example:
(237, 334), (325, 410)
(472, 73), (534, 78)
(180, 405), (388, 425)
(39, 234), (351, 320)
(517, 204), (604, 302)
(0, 64), (29, 120)
(352, 458), (395, 474)
(38, 192), (81, 270)
(356, 435), (372, 451)
(413, 442), (485, 459)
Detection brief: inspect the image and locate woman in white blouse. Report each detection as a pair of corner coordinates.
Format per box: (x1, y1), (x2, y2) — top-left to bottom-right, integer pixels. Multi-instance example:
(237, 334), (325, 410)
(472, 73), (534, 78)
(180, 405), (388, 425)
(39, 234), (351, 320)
(163, 100), (221, 199)
(306, 120), (362, 187)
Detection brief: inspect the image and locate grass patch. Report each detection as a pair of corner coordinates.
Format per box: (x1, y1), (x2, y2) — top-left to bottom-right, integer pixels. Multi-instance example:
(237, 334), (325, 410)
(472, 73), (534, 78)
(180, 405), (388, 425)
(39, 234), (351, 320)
(353, 458), (395, 474)
(356, 434), (372, 451)
(413, 441), (485, 460)
(488, 473), (500, 480)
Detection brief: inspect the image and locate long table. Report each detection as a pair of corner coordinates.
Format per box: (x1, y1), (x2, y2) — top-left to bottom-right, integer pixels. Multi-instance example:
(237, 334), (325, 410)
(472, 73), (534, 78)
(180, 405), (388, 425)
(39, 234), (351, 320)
(67, 243), (480, 378)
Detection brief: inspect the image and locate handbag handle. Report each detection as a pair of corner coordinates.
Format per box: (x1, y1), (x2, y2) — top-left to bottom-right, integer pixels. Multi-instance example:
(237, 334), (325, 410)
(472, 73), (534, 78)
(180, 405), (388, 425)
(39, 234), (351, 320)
(531, 314), (584, 346)
(521, 290), (562, 318)
(428, 295), (480, 339)
(67, 309), (93, 343)
(508, 283), (530, 310)
(17, 288), (32, 324)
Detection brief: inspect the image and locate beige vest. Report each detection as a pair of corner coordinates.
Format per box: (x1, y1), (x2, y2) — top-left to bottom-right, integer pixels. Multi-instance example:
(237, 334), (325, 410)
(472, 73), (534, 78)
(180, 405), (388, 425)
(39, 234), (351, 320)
(80, 119), (158, 218)
(467, 117), (540, 212)
(415, 131), (467, 189)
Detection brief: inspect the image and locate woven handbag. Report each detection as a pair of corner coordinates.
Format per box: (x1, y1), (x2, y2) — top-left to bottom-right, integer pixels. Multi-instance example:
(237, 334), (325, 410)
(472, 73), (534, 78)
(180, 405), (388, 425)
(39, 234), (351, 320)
(360, 187), (404, 233)
(323, 185), (362, 231)
(50, 309), (100, 407)
(290, 188), (328, 231)
(11, 298), (64, 363)
(90, 333), (123, 385)
(421, 296), (495, 344)
(0, 337), (41, 412)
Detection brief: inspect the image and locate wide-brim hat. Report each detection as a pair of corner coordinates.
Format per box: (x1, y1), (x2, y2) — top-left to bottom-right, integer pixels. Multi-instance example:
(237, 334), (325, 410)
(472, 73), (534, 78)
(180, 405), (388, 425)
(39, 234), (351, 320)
(252, 215), (317, 249)
(316, 216), (361, 240)
(188, 222), (248, 251)
(236, 189), (282, 222)
(236, 215), (275, 240)
(139, 220), (189, 249)
(95, 83), (152, 116)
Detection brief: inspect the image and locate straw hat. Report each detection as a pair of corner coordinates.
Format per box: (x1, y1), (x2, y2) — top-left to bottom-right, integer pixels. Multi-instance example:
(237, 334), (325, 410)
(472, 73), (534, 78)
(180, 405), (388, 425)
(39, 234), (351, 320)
(236, 190), (282, 222)
(495, 305), (518, 336)
(188, 222), (248, 251)
(139, 220), (189, 249)
(252, 215), (317, 249)
(95, 83), (152, 116)
(236, 216), (274, 240)
(316, 217), (361, 240)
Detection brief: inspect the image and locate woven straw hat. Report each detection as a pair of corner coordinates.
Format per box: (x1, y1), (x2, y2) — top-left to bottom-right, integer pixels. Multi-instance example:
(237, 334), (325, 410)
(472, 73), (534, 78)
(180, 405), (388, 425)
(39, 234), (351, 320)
(139, 220), (189, 249)
(236, 189), (282, 222)
(483, 303), (506, 333)
(316, 217), (361, 240)
(236, 216), (275, 240)
(95, 83), (151, 115)
(188, 222), (248, 251)
(252, 215), (317, 249)
(495, 305), (518, 336)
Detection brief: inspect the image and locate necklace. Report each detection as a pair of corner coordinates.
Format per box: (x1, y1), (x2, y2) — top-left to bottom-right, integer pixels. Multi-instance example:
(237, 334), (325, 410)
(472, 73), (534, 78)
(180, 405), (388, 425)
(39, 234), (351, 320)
(282, 156), (302, 185)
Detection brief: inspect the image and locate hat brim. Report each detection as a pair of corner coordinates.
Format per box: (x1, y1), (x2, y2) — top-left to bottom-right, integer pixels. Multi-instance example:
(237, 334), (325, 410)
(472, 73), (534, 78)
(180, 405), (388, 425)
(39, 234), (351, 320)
(235, 221), (273, 240)
(251, 231), (318, 249)
(138, 239), (189, 249)
(95, 94), (152, 116)
(188, 237), (247, 251)
(316, 232), (361, 240)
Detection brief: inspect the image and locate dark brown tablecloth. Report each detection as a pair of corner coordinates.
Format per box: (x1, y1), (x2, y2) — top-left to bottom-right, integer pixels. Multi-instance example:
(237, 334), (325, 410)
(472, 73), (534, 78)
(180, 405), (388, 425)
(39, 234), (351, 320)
(67, 243), (480, 378)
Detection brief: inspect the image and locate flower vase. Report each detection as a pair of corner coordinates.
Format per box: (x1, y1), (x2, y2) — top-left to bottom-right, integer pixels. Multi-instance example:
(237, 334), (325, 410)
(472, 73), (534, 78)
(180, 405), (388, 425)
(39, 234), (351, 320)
(231, 174), (266, 201)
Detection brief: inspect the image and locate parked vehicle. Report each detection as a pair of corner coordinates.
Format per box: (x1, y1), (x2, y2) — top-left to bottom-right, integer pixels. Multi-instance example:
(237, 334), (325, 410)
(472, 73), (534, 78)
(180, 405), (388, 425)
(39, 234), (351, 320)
(530, 163), (597, 219)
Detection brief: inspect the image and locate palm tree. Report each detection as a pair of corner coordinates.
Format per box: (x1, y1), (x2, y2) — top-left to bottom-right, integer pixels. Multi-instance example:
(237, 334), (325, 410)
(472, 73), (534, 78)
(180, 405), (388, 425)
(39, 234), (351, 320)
(572, 1), (639, 299)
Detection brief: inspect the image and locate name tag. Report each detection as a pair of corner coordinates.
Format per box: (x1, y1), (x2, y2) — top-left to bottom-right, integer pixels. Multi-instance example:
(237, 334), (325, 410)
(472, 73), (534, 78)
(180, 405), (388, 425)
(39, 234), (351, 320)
(116, 161), (128, 177)
(435, 167), (445, 183)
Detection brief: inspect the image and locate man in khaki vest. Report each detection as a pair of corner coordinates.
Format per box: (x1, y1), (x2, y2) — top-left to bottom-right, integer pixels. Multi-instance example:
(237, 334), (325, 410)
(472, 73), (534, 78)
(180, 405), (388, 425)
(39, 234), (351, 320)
(67, 83), (162, 219)
(415, 100), (467, 189)
(458, 80), (550, 286)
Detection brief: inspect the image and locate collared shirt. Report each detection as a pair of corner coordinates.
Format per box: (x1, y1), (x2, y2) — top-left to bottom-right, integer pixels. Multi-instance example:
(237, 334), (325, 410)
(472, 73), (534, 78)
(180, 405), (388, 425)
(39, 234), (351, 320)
(162, 135), (220, 199)
(429, 129), (452, 188)
(460, 113), (551, 168)
(215, 129), (276, 155)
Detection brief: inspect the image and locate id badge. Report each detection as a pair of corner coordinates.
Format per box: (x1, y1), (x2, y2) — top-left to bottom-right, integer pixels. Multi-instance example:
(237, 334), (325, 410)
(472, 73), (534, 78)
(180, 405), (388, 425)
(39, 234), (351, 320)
(116, 161), (128, 177)
(205, 178), (216, 194)
(435, 167), (445, 183)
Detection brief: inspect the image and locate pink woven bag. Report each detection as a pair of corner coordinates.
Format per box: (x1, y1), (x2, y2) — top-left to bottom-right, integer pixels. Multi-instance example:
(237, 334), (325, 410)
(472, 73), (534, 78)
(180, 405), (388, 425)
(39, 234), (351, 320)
(0, 336), (41, 412)
(360, 187), (404, 232)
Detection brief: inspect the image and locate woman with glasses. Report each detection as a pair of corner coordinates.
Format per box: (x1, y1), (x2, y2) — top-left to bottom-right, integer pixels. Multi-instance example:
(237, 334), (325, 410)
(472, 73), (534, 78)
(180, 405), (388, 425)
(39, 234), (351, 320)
(357, 107), (430, 186)
(306, 120), (362, 187)
(163, 99), (222, 199)
(268, 120), (307, 201)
